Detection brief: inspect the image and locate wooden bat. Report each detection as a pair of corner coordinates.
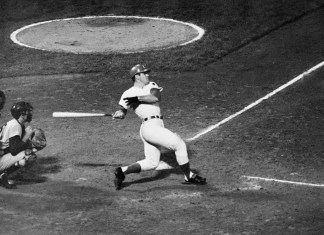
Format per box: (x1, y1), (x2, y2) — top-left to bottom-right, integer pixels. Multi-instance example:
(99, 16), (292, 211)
(52, 112), (112, 117)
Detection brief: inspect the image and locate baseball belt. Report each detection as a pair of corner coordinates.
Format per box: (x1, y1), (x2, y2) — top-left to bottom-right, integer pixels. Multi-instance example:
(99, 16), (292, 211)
(143, 115), (163, 122)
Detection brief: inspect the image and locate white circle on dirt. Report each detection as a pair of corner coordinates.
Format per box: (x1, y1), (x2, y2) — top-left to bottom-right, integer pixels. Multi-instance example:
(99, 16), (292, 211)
(10, 15), (205, 54)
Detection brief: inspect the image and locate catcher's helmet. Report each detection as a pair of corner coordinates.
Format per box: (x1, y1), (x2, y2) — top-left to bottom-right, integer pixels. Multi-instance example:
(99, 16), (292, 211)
(11, 101), (33, 119)
(130, 64), (151, 78)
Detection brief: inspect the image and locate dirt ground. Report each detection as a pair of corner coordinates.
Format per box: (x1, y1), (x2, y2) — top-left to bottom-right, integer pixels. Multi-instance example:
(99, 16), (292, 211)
(0, 6), (324, 235)
(13, 16), (200, 53)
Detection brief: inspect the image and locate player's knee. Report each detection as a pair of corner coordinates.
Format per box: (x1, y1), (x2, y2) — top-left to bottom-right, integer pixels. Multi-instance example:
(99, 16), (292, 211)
(17, 154), (37, 167)
(17, 159), (27, 167)
(173, 139), (187, 153)
(138, 159), (160, 171)
(146, 159), (160, 170)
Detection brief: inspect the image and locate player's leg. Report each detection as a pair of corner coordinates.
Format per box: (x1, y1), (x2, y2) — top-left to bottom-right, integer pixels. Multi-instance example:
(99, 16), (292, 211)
(155, 160), (173, 170)
(113, 126), (162, 190)
(0, 150), (37, 172)
(0, 150), (37, 189)
(136, 139), (161, 170)
(133, 133), (172, 170)
(141, 122), (206, 184)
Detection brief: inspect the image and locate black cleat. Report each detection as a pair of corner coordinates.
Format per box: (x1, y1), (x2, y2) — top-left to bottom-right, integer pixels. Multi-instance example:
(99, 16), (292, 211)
(183, 174), (207, 185)
(0, 172), (17, 189)
(113, 167), (125, 190)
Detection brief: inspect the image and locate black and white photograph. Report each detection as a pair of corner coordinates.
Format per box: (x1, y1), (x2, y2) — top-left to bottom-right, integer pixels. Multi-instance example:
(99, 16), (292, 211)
(0, 0), (323, 234)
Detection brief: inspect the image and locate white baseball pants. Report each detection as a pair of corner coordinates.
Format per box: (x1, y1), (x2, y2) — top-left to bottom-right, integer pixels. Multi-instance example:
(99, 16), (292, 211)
(137, 118), (189, 171)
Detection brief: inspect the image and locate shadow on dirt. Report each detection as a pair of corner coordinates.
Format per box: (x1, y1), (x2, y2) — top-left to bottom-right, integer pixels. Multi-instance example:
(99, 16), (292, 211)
(118, 151), (178, 189)
(119, 150), (206, 190)
(122, 168), (180, 189)
(10, 155), (61, 185)
(75, 162), (122, 167)
(0, 181), (115, 215)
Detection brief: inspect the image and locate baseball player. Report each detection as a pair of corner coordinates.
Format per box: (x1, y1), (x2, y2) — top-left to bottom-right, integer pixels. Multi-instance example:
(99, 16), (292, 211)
(112, 64), (206, 190)
(0, 101), (37, 189)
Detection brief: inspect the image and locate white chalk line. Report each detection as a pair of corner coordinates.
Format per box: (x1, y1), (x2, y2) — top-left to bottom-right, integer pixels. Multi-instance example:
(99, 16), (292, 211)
(187, 61), (324, 141)
(242, 175), (324, 187)
(10, 15), (205, 54)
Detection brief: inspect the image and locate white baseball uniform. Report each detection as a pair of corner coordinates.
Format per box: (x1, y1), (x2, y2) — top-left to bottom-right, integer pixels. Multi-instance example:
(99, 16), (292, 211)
(0, 119), (23, 150)
(119, 81), (189, 171)
(0, 119), (33, 172)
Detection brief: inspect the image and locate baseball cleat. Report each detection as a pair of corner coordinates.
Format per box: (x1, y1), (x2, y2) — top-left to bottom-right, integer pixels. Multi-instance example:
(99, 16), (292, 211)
(0, 172), (17, 189)
(113, 167), (125, 190)
(183, 174), (207, 185)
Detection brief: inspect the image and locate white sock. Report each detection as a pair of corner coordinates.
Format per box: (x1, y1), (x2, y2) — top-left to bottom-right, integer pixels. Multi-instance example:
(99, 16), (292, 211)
(121, 166), (128, 172)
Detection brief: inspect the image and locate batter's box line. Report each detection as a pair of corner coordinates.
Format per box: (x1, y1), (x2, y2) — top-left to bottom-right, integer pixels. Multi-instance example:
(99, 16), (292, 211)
(187, 60), (324, 141)
(242, 175), (324, 188)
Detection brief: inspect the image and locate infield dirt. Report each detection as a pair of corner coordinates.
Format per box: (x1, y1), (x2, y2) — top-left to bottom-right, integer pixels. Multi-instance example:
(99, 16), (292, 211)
(0, 1), (324, 234)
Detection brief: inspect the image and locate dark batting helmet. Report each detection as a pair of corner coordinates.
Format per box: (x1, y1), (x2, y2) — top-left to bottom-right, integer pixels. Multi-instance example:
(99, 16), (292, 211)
(11, 101), (33, 119)
(129, 64), (151, 78)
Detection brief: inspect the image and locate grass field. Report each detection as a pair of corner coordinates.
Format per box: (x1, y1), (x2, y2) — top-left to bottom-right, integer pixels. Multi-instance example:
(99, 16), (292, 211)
(1, 1), (324, 234)
(1, 0), (323, 77)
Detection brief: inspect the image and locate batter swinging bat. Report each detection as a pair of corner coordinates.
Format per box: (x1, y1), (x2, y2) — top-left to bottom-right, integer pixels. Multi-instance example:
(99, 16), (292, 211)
(53, 112), (112, 117)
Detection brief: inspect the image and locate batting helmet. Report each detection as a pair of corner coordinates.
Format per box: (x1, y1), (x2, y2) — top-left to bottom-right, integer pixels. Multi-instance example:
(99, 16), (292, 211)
(130, 64), (151, 78)
(11, 101), (33, 119)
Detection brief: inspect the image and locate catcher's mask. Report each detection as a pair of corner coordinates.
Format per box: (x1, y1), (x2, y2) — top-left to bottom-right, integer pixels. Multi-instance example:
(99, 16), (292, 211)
(130, 64), (151, 79)
(11, 101), (33, 121)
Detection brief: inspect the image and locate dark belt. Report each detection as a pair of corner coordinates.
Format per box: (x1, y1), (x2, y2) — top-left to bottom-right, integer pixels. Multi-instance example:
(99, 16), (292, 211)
(143, 115), (163, 121)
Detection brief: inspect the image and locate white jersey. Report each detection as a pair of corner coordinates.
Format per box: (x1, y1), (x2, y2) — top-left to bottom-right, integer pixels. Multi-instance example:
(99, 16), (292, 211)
(0, 119), (23, 150)
(119, 82), (162, 119)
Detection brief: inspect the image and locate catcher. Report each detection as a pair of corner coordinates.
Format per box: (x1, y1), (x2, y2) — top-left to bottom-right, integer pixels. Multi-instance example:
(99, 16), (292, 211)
(0, 101), (46, 189)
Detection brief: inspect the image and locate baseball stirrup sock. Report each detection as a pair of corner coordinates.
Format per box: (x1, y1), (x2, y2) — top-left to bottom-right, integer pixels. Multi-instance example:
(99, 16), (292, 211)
(123, 163), (141, 174)
(179, 162), (191, 180)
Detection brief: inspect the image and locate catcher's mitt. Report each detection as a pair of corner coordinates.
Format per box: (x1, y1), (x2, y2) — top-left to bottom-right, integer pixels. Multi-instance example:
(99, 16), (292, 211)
(31, 128), (47, 150)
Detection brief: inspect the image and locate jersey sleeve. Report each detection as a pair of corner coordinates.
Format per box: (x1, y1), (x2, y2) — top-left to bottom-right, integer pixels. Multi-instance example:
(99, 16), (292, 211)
(118, 88), (142, 110)
(0, 120), (23, 151)
(7, 121), (22, 138)
(118, 91), (128, 110)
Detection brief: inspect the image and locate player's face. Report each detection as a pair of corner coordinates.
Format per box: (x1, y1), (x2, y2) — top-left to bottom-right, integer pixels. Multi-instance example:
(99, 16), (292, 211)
(24, 110), (33, 122)
(139, 72), (150, 85)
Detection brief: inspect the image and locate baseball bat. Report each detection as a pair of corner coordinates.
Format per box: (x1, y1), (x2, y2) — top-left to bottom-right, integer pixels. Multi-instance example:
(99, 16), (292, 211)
(52, 112), (112, 117)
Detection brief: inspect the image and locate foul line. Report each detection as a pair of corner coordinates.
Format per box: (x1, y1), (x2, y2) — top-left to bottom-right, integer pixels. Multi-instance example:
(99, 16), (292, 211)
(242, 175), (324, 187)
(187, 61), (324, 141)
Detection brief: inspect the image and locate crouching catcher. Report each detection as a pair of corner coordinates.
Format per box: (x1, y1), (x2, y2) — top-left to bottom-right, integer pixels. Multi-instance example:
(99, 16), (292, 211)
(0, 101), (47, 189)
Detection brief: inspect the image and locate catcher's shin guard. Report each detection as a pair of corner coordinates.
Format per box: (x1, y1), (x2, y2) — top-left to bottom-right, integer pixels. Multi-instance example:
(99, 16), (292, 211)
(6, 164), (20, 175)
(0, 172), (16, 189)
